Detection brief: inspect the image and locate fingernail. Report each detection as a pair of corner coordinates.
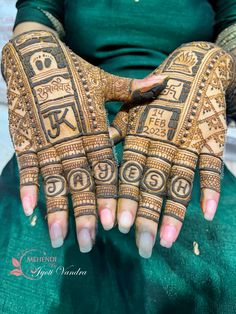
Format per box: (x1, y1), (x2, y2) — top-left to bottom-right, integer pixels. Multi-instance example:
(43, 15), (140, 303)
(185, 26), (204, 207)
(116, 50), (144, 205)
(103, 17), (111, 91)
(138, 232), (154, 259)
(160, 225), (177, 245)
(100, 208), (114, 230)
(160, 238), (173, 248)
(204, 199), (217, 221)
(78, 228), (93, 253)
(118, 211), (133, 234)
(22, 196), (33, 216)
(49, 223), (64, 248)
(153, 74), (168, 81)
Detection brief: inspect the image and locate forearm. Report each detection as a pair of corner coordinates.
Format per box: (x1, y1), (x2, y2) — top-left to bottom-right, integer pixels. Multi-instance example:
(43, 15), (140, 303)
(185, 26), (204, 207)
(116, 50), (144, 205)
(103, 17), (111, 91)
(13, 22), (57, 37)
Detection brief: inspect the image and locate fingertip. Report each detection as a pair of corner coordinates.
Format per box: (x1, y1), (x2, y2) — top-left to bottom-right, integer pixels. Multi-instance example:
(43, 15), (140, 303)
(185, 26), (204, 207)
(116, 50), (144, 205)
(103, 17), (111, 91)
(100, 208), (114, 230)
(20, 185), (38, 216)
(77, 228), (93, 253)
(118, 210), (134, 234)
(75, 215), (97, 253)
(117, 199), (137, 234)
(159, 217), (181, 248)
(201, 189), (219, 221)
(160, 224), (178, 243)
(98, 199), (116, 231)
(48, 211), (68, 247)
(138, 231), (154, 258)
(204, 199), (218, 221)
(49, 222), (64, 248)
(160, 238), (173, 248)
(22, 196), (34, 216)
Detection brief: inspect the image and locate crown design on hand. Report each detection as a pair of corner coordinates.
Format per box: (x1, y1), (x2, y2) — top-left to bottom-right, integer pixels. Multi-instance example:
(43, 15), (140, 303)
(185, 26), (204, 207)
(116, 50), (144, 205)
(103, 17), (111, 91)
(170, 51), (198, 74)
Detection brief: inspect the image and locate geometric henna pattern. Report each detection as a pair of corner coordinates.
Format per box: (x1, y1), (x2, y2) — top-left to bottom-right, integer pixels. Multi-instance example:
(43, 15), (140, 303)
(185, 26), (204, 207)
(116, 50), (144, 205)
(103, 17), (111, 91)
(1, 30), (147, 219)
(215, 23), (236, 120)
(118, 41), (235, 223)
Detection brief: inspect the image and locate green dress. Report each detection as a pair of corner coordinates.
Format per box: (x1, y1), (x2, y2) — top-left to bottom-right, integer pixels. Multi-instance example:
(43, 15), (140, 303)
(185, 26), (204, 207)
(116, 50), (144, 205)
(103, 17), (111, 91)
(1, 1), (236, 313)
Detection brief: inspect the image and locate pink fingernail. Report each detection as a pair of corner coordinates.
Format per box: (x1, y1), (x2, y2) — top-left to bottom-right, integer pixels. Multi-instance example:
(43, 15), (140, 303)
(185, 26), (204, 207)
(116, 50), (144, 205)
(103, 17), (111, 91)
(100, 208), (114, 230)
(22, 196), (33, 216)
(152, 74), (168, 81)
(161, 225), (177, 243)
(204, 199), (217, 221)
(160, 238), (173, 248)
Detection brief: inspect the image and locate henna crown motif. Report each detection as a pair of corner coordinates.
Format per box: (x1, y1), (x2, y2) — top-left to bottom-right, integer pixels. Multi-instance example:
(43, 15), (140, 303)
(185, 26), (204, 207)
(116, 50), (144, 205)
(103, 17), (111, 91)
(170, 51), (198, 74)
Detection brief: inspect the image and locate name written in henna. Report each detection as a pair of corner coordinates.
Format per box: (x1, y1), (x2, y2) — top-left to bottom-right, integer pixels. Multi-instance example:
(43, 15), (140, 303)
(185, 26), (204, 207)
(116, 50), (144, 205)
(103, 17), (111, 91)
(35, 77), (73, 103)
(93, 161), (115, 182)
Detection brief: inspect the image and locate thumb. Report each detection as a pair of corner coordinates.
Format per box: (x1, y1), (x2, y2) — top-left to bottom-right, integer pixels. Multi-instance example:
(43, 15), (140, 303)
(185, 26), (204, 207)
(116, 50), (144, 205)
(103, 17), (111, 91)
(109, 105), (130, 143)
(101, 70), (168, 103)
(71, 51), (168, 103)
(108, 74), (169, 143)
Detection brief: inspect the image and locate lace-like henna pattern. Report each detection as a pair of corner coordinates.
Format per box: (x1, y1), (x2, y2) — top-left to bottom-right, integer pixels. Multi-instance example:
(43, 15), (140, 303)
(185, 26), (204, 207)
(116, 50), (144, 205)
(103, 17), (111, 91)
(2, 30), (164, 220)
(118, 41), (235, 223)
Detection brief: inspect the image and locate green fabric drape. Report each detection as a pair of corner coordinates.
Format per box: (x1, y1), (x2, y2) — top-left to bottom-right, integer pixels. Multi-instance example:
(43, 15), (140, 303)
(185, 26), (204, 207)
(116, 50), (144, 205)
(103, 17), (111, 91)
(1, 158), (236, 313)
(0, 1), (236, 313)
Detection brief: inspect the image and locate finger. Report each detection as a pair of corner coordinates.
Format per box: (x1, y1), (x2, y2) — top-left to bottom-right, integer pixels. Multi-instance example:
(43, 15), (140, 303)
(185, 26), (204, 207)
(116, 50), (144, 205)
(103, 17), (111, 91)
(109, 109), (129, 144)
(82, 133), (118, 231)
(201, 189), (220, 221)
(135, 141), (176, 258)
(109, 76), (169, 143)
(118, 135), (150, 234)
(56, 139), (97, 252)
(20, 186), (38, 216)
(160, 149), (198, 248)
(17, 151), (39, 216)
(37, 147), (69, 248)
(129, 75), (169, 104)
(101, 70), (168, 103)
(69, 53), (118, 230)
(199, 153), (222, 220)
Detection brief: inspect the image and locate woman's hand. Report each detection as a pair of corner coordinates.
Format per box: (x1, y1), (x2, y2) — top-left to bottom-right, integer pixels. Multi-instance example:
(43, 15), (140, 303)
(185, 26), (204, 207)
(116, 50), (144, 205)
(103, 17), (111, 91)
(1, 30), (167, 251)
(110, 41), (235, 258)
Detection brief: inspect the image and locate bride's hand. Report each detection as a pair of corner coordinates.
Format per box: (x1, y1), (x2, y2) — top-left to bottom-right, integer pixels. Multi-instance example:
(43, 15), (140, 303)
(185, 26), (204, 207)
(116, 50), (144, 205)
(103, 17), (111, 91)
(1, 30), (167, 251)
(110, 41), (235, 258)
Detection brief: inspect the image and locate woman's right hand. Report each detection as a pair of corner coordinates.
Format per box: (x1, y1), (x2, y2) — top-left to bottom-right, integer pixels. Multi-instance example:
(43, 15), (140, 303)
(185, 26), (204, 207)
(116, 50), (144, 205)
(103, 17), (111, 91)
(2, 29), (167, 251)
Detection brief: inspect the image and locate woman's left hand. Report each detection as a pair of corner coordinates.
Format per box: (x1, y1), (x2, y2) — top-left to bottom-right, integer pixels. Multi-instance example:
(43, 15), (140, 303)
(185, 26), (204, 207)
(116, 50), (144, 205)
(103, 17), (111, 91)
(110, 41), (235, 258)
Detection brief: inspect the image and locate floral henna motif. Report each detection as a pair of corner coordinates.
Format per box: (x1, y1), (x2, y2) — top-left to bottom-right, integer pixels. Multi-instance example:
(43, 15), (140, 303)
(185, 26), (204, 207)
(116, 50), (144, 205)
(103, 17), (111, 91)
(118, 41), (236, 223)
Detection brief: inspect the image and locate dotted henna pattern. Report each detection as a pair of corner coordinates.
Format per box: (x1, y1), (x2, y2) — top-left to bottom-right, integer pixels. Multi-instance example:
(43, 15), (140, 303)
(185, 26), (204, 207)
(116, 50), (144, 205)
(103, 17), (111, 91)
(1, 30), (148, 218)
(2, 30), (164, 221)
(117, 41), (235, 223)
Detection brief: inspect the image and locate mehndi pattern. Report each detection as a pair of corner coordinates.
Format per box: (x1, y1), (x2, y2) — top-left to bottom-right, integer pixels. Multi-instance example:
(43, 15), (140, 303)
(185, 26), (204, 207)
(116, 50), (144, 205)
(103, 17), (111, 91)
(1, 30), (164, 219)
(117, 41), (235, 223)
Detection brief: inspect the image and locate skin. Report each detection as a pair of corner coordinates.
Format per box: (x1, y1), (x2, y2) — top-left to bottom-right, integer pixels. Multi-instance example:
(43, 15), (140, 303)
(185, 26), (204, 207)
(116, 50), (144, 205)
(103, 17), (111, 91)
(115, 189), (219, 257)
(13, 22), (167, 252)
(111, 75), (228, 258)
(14, 22), (231, 256)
